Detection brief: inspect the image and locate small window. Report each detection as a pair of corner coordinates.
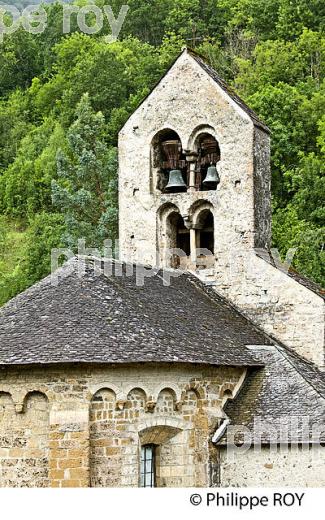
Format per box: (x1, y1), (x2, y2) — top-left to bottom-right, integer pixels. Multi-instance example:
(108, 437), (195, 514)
(140, 444), (156, 487)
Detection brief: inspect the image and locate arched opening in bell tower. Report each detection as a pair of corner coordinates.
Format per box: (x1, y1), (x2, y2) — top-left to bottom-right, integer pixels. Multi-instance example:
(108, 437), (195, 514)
(196, 209), (214, 255)
(151, 129), (187, 193)
(166, 212), (190, 269)
(194, 133), (221, 191)
(189, 201), (215, 270)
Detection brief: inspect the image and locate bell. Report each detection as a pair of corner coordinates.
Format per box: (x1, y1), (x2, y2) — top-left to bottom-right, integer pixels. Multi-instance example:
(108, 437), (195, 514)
(203, 165), (220, 189)
(165, 169), (187, 192)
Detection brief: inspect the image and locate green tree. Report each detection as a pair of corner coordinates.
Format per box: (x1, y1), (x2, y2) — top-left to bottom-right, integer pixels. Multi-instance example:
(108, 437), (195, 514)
(0, 88), (32, 171)
(0, 119), (66, 219)
(0, 0), (324, 299)
(0, 26), (43, 96)
(52, 93), (118, 250)
(23, 212), (66, 284)
(272, 203), (324, 285)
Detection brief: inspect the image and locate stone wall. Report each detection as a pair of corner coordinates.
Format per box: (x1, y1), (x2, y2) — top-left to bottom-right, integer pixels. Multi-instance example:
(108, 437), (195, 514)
(0, 391), (49, 487)
(118, 50), (264, 268)
(219, 445), (325, 486)
(0, 363), (244, 488)
(118, 49), (324, 367)
(253, 127), (271, 249)
(213, 252), (325, 368)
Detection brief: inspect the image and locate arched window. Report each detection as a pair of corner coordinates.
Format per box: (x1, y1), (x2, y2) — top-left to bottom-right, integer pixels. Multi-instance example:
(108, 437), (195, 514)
(195, 208), (214, 269)
(195, 133), (220, 191)
(197, 210), (214, 254)
(167, 212), (190, 268)
(139, 425), (182, 487)
(152, 129), (187, 193)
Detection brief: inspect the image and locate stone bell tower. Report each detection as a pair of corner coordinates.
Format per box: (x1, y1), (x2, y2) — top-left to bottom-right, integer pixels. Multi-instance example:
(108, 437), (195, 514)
(118, 48), (325, 369)
(118, 48), (271, 271)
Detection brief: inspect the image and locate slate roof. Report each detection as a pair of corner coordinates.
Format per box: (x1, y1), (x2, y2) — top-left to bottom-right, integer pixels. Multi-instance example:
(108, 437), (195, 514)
(255, 248), (325, 300)
(219, 345), (325, 444)
(0, 256), (271, 367)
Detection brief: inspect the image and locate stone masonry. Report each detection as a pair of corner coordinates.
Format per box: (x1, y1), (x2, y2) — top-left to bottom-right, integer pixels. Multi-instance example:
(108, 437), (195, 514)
(0, 363), (244, 487)
(0, 48), (324, 488)
(119, 48), (325, 368)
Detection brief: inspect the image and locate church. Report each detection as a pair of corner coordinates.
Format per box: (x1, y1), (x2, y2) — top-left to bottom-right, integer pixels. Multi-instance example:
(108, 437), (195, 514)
(0, 48), (324, 488)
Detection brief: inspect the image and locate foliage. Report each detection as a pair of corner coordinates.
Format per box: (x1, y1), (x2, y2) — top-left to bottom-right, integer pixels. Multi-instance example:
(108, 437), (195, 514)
(52, 94), (118, 249)
(0, 118), (66, 218)
(0, 0), (324, 305)
(0, 217), (28, 306)
(23, 212), (66, 283)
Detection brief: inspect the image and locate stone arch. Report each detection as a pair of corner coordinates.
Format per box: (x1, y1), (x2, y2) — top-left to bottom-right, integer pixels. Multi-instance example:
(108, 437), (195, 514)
(0, 391), (50, 487)
(220, 383), (235, 398)
(22, 390), (49, 413)
(89, 387), (121, 488)
(126, 387), (147, 412)
(150, 128), (187, 193)
(125, 384), (149, 401)
(190, 201), (215, 267)
(137, 416), (189, 432)
(190, 200), (214, 227)
(90, 383), (120, 400)
(158, 201), (180, 225)
(189, 127), (221, 159)
(220, 383), (236, 407)
(91, 388), (116, 405)
(189, 129), (221, 191)
(155, 388), (178, 415)
(139, 425), (181, 446)
(153, 384), (182, 403)
(181, 383), (206, 405)
(150, 125), (185, 149)
(187, 124), (217, 152)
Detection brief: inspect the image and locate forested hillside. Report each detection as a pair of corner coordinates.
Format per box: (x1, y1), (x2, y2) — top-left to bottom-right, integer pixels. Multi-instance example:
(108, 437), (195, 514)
(0, 0), (324, 305)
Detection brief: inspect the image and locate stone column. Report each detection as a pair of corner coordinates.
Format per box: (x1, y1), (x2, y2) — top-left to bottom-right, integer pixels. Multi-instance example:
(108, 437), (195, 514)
(188, 163), (196, 192)
(185, 152), (198, 193)
(190, 228), (197, 264)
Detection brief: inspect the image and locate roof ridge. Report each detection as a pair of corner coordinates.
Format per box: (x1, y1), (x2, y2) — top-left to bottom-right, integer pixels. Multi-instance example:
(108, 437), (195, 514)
(186, 50), (270, 133)
(189, 272), (275, 347)
(255, 248), (325, 300)
(0, 257), (79, 312)
(120, 47), (270, 135)
(276, 344), (325, 399)
(190, 272), (325, 397)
